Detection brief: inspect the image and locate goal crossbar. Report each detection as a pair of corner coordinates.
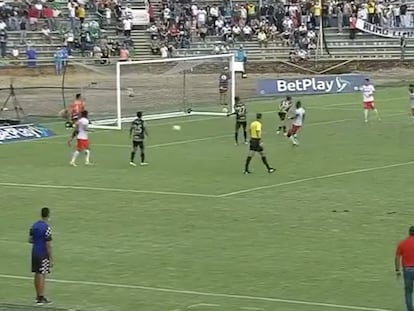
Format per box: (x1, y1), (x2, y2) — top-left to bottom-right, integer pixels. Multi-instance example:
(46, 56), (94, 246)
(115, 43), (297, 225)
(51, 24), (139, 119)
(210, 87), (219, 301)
(89, 54), (236, 130)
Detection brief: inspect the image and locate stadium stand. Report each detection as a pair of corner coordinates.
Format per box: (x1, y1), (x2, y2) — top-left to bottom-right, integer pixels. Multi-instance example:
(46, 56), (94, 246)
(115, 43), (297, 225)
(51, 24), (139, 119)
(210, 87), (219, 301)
(0, 0), (413, 63)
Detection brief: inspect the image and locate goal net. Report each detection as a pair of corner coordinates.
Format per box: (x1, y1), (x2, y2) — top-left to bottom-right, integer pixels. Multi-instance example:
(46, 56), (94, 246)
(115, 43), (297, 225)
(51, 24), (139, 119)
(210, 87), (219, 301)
(90, 54), (236, 129)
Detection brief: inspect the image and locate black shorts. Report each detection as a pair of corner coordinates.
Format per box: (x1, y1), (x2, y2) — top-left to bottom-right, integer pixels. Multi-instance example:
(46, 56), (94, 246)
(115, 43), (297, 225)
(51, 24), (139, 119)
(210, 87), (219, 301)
(235, 121), (247, 130)
(133, 140), (144, 149)
(249, 139), (263, 152)
(32, 255), (50, 274)
(278, 111), (287, 121)
(219, 87), (228, 94)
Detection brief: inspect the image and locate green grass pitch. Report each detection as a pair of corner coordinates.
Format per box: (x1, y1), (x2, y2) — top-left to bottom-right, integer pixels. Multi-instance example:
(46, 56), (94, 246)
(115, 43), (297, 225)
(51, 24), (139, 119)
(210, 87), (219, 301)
(1, 87), (414, 311)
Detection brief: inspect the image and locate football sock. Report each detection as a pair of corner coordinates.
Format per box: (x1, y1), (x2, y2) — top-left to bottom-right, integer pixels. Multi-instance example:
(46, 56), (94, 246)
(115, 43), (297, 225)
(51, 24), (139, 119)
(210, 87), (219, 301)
(374, 109), (380, 119)
(243, 130), (247, 141)
(130, 151), (135, 162)
(85, 150), (90, 163)
(71, 150), (79, 162)
(244, 156), (252, 171)
(261, 156), (270, 170)
(140, 152), (145, 163)
(289, 136), (297, 144)
(364, 109), (368, 121)
(282, 126), (286, 133)
(234, 132), (238, 144)
(277, 126), (282, 131)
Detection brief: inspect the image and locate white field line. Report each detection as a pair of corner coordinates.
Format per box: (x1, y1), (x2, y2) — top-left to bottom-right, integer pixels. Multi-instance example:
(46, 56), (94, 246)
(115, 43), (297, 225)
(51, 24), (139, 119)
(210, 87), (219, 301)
(0, 182), (216, 198)
(37, 111), (406, 149)
(0, 96), (404, 147)
(187, 303), (220, 309)
(0, 274), (393, 311)
(36, 118), (355, 149)
(219, 160), (414, 197)
(1, 159), (411, 199)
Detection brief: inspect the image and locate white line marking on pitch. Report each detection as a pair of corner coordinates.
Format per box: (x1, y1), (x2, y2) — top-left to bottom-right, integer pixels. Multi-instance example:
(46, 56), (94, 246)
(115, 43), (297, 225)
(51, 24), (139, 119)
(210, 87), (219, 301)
(36, 118), (354, 149)
(0, 182), (216, 198)
(219, 160), (414, 197)
(0, 274), (392, 311)
(240, 307), (264, 311)
(187, 303), (220, 308)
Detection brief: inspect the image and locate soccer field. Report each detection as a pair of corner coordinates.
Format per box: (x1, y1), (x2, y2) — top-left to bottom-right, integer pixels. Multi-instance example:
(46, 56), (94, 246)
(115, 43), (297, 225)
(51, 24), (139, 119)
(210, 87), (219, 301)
(1, 86), (413, 311)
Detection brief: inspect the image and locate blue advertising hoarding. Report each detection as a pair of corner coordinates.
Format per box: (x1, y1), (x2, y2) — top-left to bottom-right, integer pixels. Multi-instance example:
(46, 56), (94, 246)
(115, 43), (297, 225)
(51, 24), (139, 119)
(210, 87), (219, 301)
(257, 74), (367, 96)
(0, 124), (55, 144)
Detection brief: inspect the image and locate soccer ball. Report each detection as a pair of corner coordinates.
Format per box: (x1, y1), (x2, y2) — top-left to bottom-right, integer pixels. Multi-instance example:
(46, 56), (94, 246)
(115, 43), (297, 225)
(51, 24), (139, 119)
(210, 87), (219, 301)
(222, 107), (228, 113)
(173, 125), (181, 131)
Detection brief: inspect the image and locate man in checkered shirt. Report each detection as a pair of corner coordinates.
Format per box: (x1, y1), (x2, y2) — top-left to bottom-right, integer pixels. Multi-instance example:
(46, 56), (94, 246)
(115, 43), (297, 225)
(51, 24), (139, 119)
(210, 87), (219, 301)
(29, 207), (54, 305)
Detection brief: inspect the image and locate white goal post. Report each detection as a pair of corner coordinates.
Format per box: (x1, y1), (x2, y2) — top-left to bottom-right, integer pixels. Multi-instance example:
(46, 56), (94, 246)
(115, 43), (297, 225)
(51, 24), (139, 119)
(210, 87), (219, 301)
(90, 54), (236, 130)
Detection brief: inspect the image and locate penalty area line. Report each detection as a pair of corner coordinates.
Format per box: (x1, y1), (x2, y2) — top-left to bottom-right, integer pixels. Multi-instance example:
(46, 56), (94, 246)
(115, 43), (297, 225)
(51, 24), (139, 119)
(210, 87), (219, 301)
(0, 182), (217, 198)
(219, 160), (414, 197)
(0, 274), (393, 311)
(37, 118), (354, 149)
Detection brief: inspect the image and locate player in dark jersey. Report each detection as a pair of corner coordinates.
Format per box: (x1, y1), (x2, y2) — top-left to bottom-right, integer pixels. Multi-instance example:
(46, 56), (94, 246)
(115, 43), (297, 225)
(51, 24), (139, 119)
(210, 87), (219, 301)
(129, 111), (148, 166)
(277, 96), (293, 135)
(29, 207), (53, 305)
(228, 96), (247, 145)
(219, 67), (230, 106)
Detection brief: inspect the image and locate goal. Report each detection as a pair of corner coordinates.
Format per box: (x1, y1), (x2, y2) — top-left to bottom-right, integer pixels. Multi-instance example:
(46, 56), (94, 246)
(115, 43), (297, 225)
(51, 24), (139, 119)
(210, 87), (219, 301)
(90, 54), (236, 130)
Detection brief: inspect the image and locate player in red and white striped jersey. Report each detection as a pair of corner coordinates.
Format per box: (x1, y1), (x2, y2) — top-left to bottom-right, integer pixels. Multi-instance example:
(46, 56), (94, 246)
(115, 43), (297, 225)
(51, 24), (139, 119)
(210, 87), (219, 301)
(361, 78), (381, 123)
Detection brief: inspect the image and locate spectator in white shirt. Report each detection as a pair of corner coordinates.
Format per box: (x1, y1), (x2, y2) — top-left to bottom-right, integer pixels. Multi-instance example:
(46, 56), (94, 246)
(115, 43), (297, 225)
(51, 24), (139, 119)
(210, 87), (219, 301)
(123, 18), (132, 37)
(123, 5), (133, 19)
(282, 16), (293, 30)
(257, 29), (267, 48)
(298, 23), (307, 36)
(242, 24), (252, 41)
(163, 6), (171, 22)
(68, 2), (76, 32)
(191, 4), (198, 17)
(212, 44), (220, 54)
(269, 24), (278, 41)
(210, 5), (219, 20)
(215, 17), (224, 36)
(34, 2), (43, 17)
(197, 8), (207, 28)
(222, 24), (231, 36)
(307, 29), (316, 40)
(11, 46), (19, 60)
(220, 44), (229, 53)
(160, 44), (168, 58)
(105, 7), (111, 26)
(297, 48), (308, 60)
(0, 20), (6, 31)
(240, 5), (247, 22)
(232, 24), (241, 41)
(41, 25), (52, 43)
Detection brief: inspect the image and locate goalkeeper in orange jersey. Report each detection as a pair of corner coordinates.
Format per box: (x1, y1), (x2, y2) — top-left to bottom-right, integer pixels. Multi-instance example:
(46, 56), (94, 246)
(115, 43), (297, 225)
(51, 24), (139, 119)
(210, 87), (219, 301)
(64, 94), (85, 128)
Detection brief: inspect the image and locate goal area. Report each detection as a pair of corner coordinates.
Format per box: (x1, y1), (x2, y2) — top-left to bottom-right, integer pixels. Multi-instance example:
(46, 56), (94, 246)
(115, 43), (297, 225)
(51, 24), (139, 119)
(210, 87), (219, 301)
(90, 54), (236, 130)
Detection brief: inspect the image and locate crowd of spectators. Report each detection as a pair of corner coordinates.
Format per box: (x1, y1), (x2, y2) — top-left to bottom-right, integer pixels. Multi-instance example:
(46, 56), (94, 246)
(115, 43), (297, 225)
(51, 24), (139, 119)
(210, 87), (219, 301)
(0, 0), (137, 63)
(146, 0), (414, 60)
(146, 0), (321, 60)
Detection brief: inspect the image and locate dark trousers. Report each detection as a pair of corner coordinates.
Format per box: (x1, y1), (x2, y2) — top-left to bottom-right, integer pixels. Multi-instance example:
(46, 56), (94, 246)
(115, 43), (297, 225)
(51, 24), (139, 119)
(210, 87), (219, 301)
(0, 42), (6, 57)
(349, 28), (356, 39)
(404, 267), (414, 311)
